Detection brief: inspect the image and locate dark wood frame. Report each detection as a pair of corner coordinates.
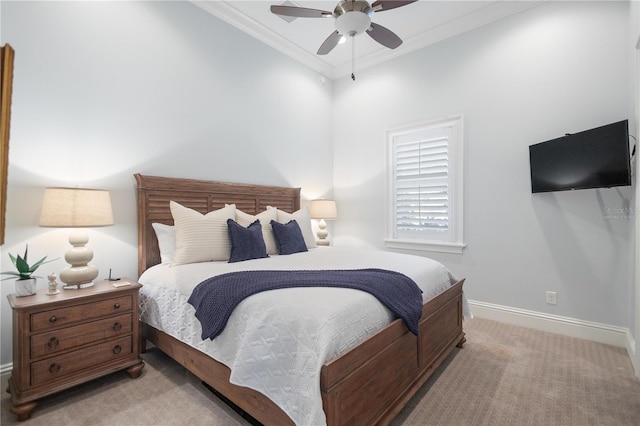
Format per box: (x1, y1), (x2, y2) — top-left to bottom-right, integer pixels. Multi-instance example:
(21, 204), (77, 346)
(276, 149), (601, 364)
(1, 44), (15, 246)
(135, 173), (466, 425)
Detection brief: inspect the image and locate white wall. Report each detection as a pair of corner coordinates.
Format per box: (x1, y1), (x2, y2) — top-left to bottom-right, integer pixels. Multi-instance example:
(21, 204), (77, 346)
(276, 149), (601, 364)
(630, 0), (640, 375)
(0, 1), (333, 368)
(1, 0), (635, 369)
(333, 1), (633, 328)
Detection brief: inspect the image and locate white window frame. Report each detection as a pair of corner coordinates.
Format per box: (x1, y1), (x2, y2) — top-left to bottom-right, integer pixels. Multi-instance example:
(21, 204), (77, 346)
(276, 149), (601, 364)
(385, 115), (465, 254)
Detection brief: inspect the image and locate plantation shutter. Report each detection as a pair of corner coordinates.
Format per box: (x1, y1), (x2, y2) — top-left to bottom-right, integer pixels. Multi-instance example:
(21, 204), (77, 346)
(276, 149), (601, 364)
(386, 115), (464, 253)
(393, 126), (452, 241)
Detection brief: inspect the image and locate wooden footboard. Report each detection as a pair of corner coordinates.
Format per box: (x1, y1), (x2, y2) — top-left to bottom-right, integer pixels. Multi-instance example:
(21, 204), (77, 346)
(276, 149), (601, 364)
(141, 279), (464, 425)
(320, 279), (465, 425)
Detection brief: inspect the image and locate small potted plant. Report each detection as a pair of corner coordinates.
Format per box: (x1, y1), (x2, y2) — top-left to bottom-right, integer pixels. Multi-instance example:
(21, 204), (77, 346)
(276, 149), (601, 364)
(2, 245), (55, 297)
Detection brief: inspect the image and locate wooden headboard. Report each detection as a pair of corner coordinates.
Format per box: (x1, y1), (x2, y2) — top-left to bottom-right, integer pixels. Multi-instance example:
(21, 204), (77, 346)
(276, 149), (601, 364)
(135, 174), (301, 276)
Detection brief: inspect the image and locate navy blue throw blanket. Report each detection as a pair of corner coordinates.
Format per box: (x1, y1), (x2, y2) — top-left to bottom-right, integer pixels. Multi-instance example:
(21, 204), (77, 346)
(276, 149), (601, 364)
(188, 269), (424, 341)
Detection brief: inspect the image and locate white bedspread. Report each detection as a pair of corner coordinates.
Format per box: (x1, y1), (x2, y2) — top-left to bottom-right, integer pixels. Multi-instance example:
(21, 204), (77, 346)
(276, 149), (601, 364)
(138, 247), (469, 425)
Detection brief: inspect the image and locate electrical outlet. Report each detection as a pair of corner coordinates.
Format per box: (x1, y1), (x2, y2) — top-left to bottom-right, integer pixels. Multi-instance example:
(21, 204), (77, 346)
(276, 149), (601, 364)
(545, 291), (557, 305)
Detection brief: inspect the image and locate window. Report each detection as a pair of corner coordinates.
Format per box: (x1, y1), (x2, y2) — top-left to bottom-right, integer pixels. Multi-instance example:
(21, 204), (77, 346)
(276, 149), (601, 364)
(386, 115), (465, 253)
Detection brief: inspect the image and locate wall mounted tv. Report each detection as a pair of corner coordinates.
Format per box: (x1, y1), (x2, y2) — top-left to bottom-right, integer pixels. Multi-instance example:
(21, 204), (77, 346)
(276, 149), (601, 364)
(529, 120), (631, 193)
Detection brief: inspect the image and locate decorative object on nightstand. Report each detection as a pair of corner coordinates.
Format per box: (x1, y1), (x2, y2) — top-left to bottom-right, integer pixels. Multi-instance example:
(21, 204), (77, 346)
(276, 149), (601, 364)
(309, 199), (337, 246)
(1, 245), (55, 297)
(7, 279), (145, 421)
(39, 187), (114, 289)
(46, 272), (60, 295)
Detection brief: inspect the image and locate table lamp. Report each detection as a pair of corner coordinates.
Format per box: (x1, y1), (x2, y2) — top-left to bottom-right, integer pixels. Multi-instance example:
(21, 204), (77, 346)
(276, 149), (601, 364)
(39, 187), (113, 289)
(309, 199), (337, 246)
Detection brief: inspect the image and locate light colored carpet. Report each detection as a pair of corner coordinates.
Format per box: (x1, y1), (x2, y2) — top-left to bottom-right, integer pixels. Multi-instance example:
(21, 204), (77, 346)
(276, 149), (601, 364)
(391, 319), (640, 426)
(2, 318), (639, 425)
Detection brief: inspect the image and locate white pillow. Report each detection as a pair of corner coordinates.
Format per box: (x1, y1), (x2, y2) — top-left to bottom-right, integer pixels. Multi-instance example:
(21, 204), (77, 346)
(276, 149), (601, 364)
(151, 222), (175, 264)
(170, 201), (236, 265)
(236, 208), (278, 255)
(268, 206), (317, 249)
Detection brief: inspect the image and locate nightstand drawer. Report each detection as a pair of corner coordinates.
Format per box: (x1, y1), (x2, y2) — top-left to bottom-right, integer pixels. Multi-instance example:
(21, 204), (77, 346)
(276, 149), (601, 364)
(30, 295), (133, 332)
(31, 313), (133, 358)
(31, 335), (133, 387)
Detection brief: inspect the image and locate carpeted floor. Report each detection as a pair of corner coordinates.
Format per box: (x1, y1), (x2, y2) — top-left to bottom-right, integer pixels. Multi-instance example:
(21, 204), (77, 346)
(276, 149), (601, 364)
(2, 318), (639, 425)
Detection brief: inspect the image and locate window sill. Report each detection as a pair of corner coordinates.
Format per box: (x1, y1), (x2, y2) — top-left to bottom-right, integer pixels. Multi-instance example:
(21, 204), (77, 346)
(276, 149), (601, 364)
(384, 239), (466, 254)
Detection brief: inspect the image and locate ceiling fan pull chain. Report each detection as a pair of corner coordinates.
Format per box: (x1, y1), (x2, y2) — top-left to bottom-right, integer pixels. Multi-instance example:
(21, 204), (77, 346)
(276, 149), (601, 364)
(351, 35), (356, 81)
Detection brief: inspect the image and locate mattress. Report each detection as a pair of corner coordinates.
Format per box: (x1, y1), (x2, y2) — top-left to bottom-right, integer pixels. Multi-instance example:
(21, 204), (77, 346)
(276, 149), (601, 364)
(138, 247), (469, 425)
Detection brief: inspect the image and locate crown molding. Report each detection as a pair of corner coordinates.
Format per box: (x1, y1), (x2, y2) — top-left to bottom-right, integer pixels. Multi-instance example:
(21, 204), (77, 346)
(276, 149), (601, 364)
(333, 1), (544, 78)
(192, 1), (544, 80)
(192, 1), (336, 78)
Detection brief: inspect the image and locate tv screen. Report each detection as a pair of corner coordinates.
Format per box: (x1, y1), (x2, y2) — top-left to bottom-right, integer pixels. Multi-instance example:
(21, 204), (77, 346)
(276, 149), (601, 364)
(529, 120), (631, 193)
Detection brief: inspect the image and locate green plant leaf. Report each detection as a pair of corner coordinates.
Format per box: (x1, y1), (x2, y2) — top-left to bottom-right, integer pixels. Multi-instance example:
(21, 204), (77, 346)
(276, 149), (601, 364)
(28, 256), (51, 273)
(1, 272), (21, 280)
(15, 255), (30, 274)
(3, 245), (56, 281)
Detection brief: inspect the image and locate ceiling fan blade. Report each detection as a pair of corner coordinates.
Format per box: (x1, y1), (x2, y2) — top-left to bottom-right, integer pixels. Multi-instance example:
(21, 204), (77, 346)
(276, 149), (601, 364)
(371, 1), (417, 12)
(270, 5), (332, 18)
(317, 31), (342, 55)
(366, 22), (403, 49)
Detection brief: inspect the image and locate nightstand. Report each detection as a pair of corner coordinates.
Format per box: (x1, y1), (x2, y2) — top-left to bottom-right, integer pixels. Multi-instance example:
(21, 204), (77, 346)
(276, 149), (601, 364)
(7, 279), (145, 421)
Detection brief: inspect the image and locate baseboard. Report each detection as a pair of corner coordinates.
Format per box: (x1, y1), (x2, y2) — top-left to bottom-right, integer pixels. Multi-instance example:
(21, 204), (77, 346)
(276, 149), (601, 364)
(1, 363), (13, 375)
(468, 300), (628, 348)
(626, 331), (640, 377)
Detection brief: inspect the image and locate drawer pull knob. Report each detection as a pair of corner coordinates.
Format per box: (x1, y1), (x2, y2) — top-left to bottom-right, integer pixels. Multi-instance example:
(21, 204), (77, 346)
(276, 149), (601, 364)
(47, 337), (59, 349)
(112, 322), (122, 331)
(49, 363), (60, 374)
(114, 303), (120, 309)
(112, 345), (122, 354)
(49, 316), (57, 323)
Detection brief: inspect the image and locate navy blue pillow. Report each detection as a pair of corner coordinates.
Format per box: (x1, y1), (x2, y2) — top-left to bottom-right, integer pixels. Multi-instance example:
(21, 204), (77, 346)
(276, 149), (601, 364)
(227, 219), (268, 263)
(270, 220), (308, 255)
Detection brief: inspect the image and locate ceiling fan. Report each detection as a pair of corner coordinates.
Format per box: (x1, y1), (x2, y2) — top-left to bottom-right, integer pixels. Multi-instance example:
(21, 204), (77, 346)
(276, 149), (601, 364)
(271, 0), (417, 79)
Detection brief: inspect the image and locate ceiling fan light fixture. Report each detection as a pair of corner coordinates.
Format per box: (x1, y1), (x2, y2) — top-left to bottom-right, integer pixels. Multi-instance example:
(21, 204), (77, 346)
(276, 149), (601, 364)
(335, 11), (371, 36)
(270, 0), (415, 56)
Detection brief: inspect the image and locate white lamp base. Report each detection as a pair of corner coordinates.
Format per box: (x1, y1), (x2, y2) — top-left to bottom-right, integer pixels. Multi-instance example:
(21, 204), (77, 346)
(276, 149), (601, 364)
(60, 229), (99, 290)
(60, 272), (97, 290)
(316, 218), (330, 246)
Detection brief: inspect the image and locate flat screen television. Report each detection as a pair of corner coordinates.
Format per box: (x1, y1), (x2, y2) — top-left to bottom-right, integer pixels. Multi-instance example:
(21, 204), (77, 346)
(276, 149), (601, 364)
(529, 120), (631, 193)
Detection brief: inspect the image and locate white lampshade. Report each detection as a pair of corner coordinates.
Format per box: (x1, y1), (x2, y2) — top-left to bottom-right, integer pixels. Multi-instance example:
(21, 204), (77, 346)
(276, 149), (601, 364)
(40, 188), (114, 289)
(40, 188), (114, 227)
(309, 199), (337, 246)
(309, 199), (338, 220)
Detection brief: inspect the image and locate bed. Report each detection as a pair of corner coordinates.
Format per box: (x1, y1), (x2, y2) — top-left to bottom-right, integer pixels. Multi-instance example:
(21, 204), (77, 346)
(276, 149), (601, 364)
(135, 173), (467, 425)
